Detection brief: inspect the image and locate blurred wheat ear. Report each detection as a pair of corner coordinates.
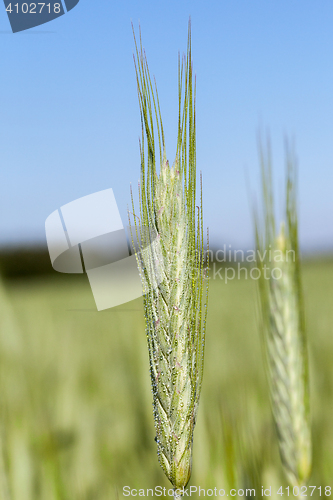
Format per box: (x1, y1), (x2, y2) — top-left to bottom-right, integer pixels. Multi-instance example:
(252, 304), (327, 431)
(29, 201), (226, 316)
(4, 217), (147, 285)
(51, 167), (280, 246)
(254, 139), (312, 487)
(129, 21), (209, 495)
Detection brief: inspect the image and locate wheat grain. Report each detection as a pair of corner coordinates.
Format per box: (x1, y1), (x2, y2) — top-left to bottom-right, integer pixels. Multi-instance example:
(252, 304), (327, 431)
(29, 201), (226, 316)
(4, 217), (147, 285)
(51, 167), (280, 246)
(130, 22), (209, 493)
(255, 140), (311, 487)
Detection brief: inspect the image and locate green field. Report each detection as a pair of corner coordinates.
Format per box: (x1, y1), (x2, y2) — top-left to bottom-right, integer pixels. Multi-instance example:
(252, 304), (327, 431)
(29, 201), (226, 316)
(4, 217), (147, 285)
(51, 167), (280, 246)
(0, 258), (332, 499)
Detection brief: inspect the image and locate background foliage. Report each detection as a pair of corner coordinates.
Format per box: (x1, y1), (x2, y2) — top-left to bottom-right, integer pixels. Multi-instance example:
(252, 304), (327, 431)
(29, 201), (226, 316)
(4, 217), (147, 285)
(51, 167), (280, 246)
(0, 257), (332, 499)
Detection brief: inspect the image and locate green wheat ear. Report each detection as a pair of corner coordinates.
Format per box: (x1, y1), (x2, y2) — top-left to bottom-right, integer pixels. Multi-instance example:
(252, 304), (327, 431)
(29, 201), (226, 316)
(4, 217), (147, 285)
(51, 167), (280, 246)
(129, 21), (209, 495)
(254, 139), (312, 487)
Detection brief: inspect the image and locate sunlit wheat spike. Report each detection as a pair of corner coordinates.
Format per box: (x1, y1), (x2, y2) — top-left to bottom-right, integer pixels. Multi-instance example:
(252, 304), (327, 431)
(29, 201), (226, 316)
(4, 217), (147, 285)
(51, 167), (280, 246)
(255, 140), (311, 487)
(130, 21), (209, 492)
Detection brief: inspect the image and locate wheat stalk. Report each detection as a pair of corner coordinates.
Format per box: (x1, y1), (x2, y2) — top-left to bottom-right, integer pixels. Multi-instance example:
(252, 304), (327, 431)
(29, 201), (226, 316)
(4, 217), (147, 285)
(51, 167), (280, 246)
(130, 22), (209, 494)
(254, 140), (311, 487)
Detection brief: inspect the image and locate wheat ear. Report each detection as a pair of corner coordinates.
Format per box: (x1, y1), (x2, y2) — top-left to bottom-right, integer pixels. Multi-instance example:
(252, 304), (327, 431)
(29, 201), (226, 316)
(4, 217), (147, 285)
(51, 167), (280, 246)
(255, 141), (311, 487)
(130, 21), (209, 492)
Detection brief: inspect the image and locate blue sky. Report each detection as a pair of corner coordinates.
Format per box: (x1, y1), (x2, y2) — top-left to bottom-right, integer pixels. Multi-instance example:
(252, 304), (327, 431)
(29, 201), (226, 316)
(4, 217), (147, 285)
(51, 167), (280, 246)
(1, 0), (333, 251)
